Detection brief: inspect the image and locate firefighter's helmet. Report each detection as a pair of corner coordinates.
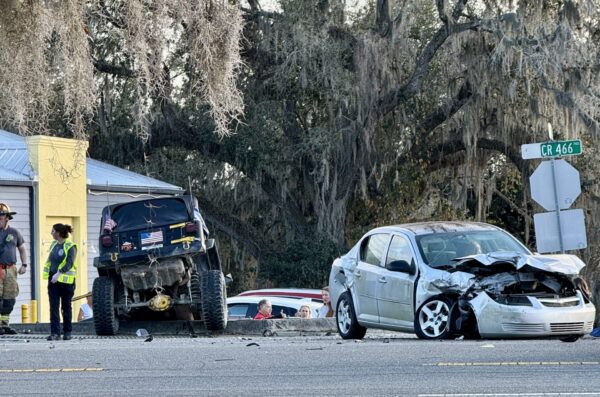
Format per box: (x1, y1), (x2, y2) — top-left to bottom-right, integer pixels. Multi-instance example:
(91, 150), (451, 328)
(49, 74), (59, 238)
(0, 203), (16, 220)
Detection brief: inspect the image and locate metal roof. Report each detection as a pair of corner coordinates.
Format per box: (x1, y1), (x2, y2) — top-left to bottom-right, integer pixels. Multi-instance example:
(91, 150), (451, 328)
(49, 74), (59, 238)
(0, 130), (182, 193)
(0, 131), (33, 182)
(86, 159), (182, 193)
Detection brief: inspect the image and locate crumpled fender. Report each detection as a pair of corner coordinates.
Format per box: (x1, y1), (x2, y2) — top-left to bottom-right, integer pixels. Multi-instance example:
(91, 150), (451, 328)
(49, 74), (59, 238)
(462, 252), (585, 274)
(338, 243), (361, 289)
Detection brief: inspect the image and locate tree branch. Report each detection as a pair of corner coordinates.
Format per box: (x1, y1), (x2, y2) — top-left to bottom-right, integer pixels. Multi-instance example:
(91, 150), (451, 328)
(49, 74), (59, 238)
(197, 195), (273, 259)
(375, 0), (472, 116)
(93, 59), (134, 77)
(494, 188), (532, 221)
(375, 0), (391, 37)
(418, 81), (473, 134)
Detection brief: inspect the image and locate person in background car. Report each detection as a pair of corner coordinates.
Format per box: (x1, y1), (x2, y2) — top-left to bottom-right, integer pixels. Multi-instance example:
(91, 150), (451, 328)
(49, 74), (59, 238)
(77, 292), (93, 321)
(295, 304), (312, 319)
(253, 298), (287, 319)
(317, 287), (333, 318)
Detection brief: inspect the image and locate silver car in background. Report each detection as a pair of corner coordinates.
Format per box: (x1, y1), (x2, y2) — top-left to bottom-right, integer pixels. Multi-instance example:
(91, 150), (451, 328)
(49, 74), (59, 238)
(329, 222), (595, 340)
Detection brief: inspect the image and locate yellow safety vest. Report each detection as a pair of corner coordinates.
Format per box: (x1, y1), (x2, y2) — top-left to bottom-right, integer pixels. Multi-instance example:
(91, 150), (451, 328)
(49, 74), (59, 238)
(42, 240), (77, 284)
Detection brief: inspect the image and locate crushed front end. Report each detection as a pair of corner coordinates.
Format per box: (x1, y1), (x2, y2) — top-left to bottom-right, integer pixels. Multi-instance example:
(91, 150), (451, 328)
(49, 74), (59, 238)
(419, 252), (596, 338)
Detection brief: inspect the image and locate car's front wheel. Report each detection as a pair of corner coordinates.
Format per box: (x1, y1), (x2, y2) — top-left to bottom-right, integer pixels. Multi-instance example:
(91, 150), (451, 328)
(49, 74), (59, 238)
(336, 291), (366, 339)
(415, 296), (454, 340)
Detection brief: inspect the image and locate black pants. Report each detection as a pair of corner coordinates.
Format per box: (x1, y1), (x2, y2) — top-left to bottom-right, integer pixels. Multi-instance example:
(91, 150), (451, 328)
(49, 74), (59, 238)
(48, 281), (76, 335)
(0, 299), (16, 327)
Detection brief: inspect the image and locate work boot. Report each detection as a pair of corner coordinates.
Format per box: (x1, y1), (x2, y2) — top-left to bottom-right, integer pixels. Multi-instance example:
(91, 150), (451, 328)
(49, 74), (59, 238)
(3, 327), (17, 335)
(63, 333), (72, 341)
(46, 334), (60, 341)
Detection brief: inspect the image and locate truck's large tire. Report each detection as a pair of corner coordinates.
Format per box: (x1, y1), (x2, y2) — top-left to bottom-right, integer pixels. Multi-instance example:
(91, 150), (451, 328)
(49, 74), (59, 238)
(201, 270), (227, 331)
(190, 271), (202, 319)
(93, 276), (119, 335)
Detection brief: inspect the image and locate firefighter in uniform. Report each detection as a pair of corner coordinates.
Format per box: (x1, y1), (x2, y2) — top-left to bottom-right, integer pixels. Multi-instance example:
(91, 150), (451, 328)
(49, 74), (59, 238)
(43, 223), (77, 341)
(0, 203), (28, 335)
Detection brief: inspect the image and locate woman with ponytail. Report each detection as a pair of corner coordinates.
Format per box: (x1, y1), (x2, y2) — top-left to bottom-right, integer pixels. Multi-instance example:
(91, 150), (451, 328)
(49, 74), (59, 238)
(43, 224), (78, 341)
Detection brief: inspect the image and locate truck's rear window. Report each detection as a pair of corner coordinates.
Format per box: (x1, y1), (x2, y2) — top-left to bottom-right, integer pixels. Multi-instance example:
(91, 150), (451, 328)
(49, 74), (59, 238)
(109, 198), (189, 231)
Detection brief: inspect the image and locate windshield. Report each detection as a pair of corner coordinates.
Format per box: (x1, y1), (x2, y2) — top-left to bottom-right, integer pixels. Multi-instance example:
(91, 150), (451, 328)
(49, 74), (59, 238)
(416, 230), (531, 268)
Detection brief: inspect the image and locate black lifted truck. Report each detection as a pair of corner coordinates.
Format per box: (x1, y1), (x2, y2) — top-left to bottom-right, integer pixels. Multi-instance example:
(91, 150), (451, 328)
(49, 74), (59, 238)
(92, 195), (227, 335)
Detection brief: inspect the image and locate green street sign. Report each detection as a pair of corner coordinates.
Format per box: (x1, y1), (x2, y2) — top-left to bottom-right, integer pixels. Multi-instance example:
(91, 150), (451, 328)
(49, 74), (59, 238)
(540, 140), (582, 158)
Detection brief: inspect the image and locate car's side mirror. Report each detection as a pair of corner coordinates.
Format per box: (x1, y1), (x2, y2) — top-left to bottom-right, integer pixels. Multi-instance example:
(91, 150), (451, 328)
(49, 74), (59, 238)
(386, 259), (416, 275)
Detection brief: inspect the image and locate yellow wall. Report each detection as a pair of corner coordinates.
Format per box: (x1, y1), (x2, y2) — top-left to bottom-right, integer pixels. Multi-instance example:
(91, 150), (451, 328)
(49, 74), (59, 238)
(26, 136), (89, 323)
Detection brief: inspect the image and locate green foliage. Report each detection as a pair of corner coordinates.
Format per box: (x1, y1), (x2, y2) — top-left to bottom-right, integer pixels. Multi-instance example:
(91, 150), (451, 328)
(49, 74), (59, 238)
(258, 234), (340, 289)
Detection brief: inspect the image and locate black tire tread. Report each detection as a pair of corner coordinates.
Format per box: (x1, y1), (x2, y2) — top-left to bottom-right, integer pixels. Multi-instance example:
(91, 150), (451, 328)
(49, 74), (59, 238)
(190, 271), (202, 319)
(93, 276), (119, 336)
(200, 270), (227, 331)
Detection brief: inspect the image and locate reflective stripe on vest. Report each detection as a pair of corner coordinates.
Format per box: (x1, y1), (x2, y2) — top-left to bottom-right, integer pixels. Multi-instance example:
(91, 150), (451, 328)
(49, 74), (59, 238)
(42, 240), (77, 284)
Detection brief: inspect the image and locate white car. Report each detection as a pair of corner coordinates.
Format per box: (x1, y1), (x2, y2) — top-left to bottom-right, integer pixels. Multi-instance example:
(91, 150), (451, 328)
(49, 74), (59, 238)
(236, 288), (323, 303)
(329, 221), (595, 340)
(227, 296), (322, 320)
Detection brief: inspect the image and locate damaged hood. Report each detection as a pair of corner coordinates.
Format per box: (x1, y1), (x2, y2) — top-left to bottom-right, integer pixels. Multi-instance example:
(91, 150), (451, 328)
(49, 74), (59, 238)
(420, 252), (586, 297)
(458, 252), (586, 275)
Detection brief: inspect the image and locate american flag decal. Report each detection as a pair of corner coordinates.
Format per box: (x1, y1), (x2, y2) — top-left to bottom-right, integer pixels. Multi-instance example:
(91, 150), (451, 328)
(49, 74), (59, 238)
(140, 230), (163, 245)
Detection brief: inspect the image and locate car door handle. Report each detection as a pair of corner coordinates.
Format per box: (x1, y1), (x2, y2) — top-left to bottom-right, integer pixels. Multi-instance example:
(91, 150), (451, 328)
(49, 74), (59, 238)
(354, 271), (362, 278)
(378, 277), (387, 283)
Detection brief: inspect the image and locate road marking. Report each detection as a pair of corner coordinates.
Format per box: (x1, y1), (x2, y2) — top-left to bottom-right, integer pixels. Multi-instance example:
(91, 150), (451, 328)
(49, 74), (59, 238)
(419, 393), (600, 397)
(435, 362), (599, 367)
(0, 368), (104, 373)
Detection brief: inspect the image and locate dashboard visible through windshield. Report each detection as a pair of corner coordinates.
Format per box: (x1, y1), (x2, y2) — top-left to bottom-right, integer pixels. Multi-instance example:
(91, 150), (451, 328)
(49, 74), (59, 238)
(416, 230), (531, 268)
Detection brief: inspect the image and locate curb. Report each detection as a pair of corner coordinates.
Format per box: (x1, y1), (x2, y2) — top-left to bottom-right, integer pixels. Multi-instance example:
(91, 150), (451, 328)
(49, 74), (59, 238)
(10, 318), (337, 337)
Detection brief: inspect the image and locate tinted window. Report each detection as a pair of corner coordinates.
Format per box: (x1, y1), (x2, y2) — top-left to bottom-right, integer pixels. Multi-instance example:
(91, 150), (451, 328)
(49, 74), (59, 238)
(272, 305), (298, 317)
(360, 234), (389, 266)
(109, 198), (190, 231)
(385, 235), (414, 267)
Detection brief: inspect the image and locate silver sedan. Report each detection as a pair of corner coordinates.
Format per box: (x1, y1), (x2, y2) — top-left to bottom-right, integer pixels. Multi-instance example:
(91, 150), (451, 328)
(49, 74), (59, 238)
(329, 222), (595, 340)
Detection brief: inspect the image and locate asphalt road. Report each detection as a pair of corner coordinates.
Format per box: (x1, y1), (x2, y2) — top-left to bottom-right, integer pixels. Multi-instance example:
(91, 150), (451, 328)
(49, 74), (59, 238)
(0, 333), (599, 396)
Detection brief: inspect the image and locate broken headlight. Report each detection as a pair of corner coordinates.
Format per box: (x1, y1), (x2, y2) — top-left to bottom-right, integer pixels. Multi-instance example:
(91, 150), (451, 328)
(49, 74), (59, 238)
(490, 295), (533, 306)
(573, 277), (592, 303)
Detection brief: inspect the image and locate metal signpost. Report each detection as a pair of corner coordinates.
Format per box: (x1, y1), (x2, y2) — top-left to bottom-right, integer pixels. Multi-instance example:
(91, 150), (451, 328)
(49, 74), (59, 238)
(521, 139), (586, 254)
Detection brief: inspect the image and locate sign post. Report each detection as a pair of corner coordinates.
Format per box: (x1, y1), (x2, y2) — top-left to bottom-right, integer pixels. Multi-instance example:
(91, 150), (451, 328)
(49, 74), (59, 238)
(550, 159), (564, 252)
(521, 139), (582, 160)
(521, 139), (585, 254)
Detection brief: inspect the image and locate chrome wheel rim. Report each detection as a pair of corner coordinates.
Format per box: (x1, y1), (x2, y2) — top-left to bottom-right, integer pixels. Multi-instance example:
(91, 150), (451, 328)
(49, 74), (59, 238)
(337, 298), (352, 334)
(418, 300), (450, 338)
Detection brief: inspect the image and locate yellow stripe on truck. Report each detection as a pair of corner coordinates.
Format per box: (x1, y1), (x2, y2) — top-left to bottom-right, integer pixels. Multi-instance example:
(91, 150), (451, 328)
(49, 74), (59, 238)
(170, 236), (195, 244)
